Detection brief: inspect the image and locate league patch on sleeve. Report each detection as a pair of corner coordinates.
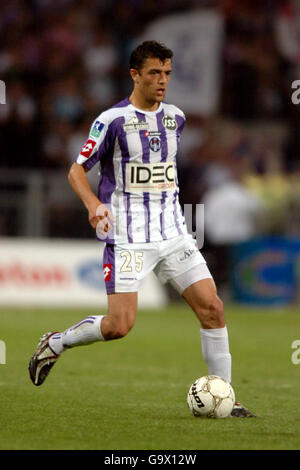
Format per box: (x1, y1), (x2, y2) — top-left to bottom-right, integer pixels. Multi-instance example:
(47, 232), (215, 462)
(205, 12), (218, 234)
(79, 139), (97, 159)
(90, 121), (105, 138)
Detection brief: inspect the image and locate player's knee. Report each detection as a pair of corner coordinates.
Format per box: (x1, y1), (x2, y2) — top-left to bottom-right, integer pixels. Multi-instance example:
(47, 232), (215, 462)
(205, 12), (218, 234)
(200, 296), (225, 329)
(103, 312), (135, 340)
(110, 325), (130, 339)
(104, 322), (130, 340)
(116, 316), (135, 338)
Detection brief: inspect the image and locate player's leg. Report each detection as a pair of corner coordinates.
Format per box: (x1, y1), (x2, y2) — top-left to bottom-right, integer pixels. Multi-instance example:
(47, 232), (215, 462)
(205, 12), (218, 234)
(171, 268), (256, 417)
(100, 292), (138, 340)
(50, 291), (138, 350)
(28, 238), (156, 386)
(181, 276), (231, 384)
(182, 277), (224, 328)
(29, 292), (137, 386)
(156, 236), (238, 408)
(166, 245), (256, 417)
(155, 234), (231, 381)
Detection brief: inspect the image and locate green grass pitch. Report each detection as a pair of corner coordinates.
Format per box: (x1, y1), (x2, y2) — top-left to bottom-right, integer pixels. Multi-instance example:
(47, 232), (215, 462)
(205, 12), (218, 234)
(1, 302), (300, 450)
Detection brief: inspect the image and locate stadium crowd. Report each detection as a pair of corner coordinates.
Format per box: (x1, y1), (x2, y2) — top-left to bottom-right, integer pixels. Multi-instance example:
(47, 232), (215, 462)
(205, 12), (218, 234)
(1, 0), (300, 250)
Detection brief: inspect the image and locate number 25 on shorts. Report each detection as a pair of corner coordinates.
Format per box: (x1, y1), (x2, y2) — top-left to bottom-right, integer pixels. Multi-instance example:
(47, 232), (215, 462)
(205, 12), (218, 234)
(120, 251), (144, 273)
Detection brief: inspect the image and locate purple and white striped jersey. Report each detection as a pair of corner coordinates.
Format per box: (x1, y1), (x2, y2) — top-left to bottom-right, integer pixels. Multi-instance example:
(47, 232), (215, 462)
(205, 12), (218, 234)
(76, 97), (188, 244)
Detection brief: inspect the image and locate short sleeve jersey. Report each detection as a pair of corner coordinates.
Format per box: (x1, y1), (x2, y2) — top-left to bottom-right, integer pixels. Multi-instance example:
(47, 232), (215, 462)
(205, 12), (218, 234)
(76, 97), (188, 244)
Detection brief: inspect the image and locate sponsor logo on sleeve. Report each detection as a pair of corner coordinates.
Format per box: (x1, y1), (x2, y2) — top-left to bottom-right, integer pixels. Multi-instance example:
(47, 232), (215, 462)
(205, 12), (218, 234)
(90, 121), (105, 138)
(79, 139), (97, 159)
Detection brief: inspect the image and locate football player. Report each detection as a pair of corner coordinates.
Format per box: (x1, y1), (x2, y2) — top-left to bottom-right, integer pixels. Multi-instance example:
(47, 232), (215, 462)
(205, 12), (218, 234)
(29, 41), (255, 418)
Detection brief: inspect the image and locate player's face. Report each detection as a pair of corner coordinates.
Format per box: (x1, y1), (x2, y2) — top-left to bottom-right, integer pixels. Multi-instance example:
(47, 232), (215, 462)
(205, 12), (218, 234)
(133, 57), (172, 105)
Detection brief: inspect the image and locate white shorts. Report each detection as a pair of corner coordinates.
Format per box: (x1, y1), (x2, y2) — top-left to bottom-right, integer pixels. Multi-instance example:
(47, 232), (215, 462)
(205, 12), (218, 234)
(102, 234), (212, 295)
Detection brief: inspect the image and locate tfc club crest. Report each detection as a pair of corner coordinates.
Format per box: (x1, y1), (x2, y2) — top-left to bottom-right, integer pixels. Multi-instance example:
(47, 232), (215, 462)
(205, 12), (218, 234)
(149, 136), (161, 152)
(103, 264), (112, 281)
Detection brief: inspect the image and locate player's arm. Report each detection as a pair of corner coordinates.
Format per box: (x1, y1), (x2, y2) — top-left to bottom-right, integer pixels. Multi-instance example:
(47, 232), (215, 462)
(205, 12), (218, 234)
(69, 116), (114, 232)
(68, 162), (106, 229)
(68, 163), (114, 232)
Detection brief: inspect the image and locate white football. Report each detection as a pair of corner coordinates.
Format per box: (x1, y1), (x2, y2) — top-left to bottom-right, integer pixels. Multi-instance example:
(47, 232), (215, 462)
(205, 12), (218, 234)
(187, 375), (235, 418)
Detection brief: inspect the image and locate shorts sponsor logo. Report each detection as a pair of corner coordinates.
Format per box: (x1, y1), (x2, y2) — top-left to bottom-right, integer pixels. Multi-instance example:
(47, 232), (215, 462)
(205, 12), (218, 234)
(119, 277), (138, 280)
(103, 264), (112, 281)
(90, 121), (104, 138)
(162, 115), (177, 131)
(80, 139), (97, 159)
(177, 248), (198, 263)
(123, 116), (149, 132)
(125, 162), (177, 193)
(149, 136), (161, 152)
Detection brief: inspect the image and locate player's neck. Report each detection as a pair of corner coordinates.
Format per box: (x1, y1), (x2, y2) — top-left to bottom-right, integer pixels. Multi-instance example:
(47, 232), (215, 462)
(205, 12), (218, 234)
(129, 92), (160, 112)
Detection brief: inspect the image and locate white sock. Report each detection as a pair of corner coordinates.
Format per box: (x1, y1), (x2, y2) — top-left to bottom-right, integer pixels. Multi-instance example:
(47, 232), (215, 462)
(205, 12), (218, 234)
(200, 326), (232, 383)
(49, 315), (105, 355)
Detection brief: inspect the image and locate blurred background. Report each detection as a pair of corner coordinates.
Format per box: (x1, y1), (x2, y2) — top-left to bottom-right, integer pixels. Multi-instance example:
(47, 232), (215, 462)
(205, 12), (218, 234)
(1, 0), (300, 307)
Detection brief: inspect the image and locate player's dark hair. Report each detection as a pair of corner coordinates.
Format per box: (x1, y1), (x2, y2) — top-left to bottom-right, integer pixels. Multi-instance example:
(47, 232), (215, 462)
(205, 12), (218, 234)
(129, 40), (173, 70)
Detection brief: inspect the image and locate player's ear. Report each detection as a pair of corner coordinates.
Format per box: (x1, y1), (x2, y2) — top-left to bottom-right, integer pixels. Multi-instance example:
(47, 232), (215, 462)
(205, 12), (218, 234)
(130, 68), (140, 85)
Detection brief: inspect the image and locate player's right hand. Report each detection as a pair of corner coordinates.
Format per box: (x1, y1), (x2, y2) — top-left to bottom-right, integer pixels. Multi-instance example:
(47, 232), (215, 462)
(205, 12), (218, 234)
(89, 203), (115, 237)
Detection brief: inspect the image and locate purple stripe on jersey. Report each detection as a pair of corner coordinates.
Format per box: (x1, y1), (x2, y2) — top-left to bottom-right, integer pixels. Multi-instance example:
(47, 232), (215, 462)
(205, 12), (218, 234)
(175, 114), (185, 135)
(83, 157), (97, 172)
(103, 243), (115, 294)
(95, 119), (121, 244)
(124, 193), (133, 243)
(97, 118), (119, 205)
(135, 111), (150, 163)
(156, 109), (168, 162)
(136, 111), (150, 242)
(98, 150), (115, 204)
(83, 146), (102, 171)
(114, 116), (133, 243)
(156, 109), (168, 239)
(112, 97), (130, 108)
